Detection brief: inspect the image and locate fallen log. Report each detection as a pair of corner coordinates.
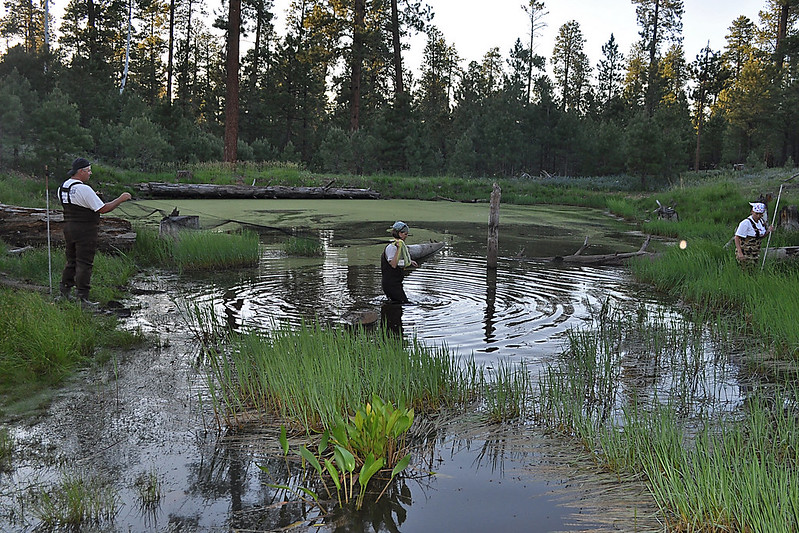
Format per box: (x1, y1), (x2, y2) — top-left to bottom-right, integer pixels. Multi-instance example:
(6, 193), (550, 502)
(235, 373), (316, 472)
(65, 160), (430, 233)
(136, 182), (381, 200)
(515, 235), (657, 266)
(0, 203), (136, 252)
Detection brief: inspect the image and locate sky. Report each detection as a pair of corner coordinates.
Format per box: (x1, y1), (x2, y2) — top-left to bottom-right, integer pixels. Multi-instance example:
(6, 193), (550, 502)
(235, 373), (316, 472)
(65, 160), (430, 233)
(45, 0), (766, 77)
(264, 0), (766, 76)
(402, 0), (765, 70)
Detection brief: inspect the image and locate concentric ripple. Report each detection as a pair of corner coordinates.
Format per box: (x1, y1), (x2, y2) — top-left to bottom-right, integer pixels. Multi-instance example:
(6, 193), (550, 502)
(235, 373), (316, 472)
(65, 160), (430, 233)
(172, 242), (650, 364)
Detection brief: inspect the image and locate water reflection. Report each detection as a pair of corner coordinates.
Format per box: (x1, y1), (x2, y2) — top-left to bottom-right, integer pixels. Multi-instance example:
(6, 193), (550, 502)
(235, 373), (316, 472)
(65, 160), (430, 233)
(184, 229), (648, 365)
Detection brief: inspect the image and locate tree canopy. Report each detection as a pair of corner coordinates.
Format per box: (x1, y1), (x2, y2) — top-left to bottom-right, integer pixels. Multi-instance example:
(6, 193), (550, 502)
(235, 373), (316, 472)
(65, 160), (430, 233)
(0, 0), (797, 181)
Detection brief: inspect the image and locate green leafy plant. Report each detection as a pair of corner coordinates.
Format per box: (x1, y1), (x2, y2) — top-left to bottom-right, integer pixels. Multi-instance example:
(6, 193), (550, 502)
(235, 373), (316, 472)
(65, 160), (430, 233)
(266, 397), (414, 511)
(330, 395), (414, 469)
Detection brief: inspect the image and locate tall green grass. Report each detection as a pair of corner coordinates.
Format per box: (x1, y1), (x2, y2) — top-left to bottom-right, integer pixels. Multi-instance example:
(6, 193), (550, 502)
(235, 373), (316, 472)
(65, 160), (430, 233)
(533, 302), (799, 532)
(204, 321), (478, 431)
(282, 236), (322, 257)
(131, 226), (260, 271)
(0, 289), (140, 386)
(630, 240), (799, 355)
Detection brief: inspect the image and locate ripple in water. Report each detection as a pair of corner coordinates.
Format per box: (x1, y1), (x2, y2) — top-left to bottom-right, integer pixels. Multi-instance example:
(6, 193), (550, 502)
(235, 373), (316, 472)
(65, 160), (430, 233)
(177, 244), (650, 364)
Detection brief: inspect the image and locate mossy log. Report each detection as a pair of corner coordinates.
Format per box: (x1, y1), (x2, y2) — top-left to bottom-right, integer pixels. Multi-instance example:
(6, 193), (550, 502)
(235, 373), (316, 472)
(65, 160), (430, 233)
(136, 182), (381, 200)
(0, 203), (136, 252)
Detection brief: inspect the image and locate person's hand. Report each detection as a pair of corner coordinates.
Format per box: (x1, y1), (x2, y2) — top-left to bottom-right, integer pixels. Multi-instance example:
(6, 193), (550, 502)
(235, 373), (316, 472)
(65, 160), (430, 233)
(736, 249), (743, 260)
(768, 224), (774, 233)
(120, 192), (132, 202)
(411, 260), (418, 268)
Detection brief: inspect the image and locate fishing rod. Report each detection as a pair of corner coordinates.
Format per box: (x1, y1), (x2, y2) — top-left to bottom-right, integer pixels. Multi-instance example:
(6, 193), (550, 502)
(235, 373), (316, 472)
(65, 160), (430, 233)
(761, 171), (799, 270)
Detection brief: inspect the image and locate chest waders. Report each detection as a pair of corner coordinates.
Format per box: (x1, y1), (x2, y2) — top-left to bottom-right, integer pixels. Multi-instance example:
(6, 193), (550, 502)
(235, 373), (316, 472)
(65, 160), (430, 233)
(59, 182), (100, 300)
(738, 217), (763, 268)
(381, 239), (411, 303)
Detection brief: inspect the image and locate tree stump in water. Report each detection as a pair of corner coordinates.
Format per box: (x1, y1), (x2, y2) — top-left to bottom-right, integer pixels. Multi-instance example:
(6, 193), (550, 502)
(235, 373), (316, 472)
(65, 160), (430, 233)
(779, 205), (799, 231)
(160, 215), (200, 238)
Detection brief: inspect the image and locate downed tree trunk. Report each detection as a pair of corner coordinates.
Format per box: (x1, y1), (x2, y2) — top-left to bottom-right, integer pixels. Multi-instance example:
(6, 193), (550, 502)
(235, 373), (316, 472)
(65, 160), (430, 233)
(765, 246), (799, 261)
(136, 182), (381, 200)
(0, 203), (136, 252)
(515, 235), (656, 266)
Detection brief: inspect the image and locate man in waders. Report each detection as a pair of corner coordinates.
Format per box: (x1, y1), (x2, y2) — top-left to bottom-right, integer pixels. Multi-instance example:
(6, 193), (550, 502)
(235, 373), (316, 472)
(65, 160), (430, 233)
(58, 158), (132, 307)
(734, 201), (773, 268)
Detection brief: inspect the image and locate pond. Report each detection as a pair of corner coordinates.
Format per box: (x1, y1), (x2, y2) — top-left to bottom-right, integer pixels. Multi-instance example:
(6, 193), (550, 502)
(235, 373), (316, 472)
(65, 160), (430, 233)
(2, 199), (726, 532)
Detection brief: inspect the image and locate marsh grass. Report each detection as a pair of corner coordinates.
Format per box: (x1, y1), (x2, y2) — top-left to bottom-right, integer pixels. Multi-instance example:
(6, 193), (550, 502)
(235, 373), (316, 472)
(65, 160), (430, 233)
(534, 302), (799, 532)
(172, 229), (260, 271)
(0, 289), (140, 388)
(129, 224), (173, 267)
(133, 468), (162, 511)
(630, 241), (799, 354)
(130, 225), (260, 271)
(283, 236), (322, 257)
(31, 471), (118, 528)
(480, 360), (532, 423)
(204, 320), (478, 431)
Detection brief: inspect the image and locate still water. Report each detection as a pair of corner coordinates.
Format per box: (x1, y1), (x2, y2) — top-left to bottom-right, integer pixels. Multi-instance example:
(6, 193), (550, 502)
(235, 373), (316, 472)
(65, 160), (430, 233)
(152, 199), (654, 364)
(3, 200), (684, 532)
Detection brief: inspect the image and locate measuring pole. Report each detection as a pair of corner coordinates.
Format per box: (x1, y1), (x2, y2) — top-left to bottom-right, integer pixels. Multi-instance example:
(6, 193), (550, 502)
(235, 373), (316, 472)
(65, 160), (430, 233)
(45, 166), (53, 295)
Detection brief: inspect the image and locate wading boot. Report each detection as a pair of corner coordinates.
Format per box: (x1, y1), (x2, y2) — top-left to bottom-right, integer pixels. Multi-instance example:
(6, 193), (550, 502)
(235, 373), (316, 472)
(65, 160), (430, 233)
(58, 284), (74, 302)
(77, 292), (99, 310)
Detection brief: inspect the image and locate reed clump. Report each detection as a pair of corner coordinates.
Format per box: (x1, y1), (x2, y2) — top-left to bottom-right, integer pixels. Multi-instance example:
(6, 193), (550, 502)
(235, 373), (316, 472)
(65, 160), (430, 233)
(630, 240), (799, 355)
(282, 236), (322, 256)
(533, 301), (799, 532)
(204, 320), (478, 431)
(30, 471), (119, 528)
(131, 225), (260, 271)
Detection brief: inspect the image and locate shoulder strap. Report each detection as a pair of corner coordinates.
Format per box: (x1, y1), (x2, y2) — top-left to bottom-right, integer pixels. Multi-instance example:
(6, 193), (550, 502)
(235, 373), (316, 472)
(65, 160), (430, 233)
(747, 217), (761, 238)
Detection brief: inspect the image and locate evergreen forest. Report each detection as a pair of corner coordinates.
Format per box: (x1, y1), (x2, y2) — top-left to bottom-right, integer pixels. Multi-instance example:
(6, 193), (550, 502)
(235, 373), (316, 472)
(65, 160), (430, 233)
(1, 0), (798, 183)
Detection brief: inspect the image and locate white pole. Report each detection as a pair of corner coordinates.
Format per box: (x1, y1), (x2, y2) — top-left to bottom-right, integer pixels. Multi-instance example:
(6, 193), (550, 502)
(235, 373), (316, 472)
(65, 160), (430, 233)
(45, 166), (53, 295)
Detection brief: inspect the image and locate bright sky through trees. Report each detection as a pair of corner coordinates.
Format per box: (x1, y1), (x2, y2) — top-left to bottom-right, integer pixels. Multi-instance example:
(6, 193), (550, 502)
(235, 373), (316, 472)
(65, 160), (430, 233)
(409, 0), (763, 70)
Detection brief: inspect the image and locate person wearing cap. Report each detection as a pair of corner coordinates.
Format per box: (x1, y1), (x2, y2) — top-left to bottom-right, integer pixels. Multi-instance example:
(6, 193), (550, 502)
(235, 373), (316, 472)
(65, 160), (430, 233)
(381, 221), (418, 303)
(58, 158), (132, 306)
(734, 201), (773, 267)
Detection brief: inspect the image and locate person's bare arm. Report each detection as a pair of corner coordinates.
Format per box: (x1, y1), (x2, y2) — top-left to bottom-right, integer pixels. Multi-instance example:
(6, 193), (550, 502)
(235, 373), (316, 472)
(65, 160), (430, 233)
(98, 192), (132, 214)
(389, 243), (400, 268)
(734, 235), (744, 260)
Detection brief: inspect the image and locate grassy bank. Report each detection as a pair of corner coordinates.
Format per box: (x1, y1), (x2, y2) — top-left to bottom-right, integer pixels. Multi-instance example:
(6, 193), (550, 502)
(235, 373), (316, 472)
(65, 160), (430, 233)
(0, 288), (142, 412)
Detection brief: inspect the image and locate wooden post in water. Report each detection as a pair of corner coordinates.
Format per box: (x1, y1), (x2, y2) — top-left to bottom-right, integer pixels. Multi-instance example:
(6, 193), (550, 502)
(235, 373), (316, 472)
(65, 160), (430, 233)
(487, 182), (501, 269)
